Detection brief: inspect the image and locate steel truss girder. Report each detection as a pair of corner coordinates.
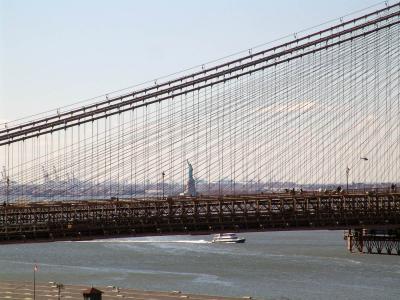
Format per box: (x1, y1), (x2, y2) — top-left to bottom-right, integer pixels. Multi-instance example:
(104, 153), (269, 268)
(1, 192), (399, 241)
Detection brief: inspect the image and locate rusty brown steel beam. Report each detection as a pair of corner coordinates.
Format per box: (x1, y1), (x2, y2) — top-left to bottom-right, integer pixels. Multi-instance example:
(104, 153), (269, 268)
(1, 192), (399, 243)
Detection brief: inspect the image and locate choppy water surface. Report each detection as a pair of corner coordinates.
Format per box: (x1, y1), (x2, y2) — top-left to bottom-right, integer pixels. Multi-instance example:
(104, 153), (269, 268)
(0, 230), (399, 300)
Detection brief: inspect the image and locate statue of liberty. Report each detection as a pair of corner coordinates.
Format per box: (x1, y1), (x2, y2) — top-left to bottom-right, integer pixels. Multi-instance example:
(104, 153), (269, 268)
(184, 160), (196, 197)
(187, 160), (193, 180)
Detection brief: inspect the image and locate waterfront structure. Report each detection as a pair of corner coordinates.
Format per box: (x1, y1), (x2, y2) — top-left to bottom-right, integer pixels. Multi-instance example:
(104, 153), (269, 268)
(345, 228), (400, 254)
(82, 287), (102, 300)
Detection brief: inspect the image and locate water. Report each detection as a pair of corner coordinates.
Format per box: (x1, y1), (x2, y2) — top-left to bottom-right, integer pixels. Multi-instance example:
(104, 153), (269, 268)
(0, 230), (399, 300)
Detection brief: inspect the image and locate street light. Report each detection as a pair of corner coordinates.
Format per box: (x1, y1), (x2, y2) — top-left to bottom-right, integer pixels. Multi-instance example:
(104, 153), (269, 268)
(55, 282), (64, 300)
(162, 171), (165, 199)
(360, 157), (368, 191)
(6, 176), (9, 205)
(33, 264), (38, 300)
(346, 166), (350, 192)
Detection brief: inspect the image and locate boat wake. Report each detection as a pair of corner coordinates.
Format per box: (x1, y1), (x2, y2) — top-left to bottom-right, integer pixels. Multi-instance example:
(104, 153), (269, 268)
(73, 239), (212, 244)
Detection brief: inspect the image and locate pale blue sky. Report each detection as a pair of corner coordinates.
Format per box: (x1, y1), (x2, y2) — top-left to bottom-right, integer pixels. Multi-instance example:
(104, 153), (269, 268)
(0, 0), (384, 122)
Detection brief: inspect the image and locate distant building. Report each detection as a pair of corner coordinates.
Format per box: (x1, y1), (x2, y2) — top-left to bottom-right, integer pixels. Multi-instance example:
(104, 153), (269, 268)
(82, 287), (103, 300)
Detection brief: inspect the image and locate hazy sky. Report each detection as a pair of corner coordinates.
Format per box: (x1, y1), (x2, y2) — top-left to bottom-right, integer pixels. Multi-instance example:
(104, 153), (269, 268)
(0, 0), (385, 123)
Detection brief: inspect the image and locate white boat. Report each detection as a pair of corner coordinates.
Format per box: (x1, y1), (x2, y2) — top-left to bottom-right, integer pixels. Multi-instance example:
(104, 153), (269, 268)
(211, 233), (246, 243)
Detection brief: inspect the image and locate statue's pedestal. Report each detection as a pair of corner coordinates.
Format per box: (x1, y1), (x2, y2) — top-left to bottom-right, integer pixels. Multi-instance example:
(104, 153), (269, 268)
(184, 178), (196, 197)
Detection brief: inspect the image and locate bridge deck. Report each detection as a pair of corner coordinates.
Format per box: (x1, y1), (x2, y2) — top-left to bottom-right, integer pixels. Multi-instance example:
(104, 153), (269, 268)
(1, 192), (400, 243)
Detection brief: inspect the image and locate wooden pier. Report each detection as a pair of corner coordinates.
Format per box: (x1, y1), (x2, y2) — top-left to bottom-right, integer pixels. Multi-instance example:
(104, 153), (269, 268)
(1, 191), (400, 243)
(345, 228), (400, 254)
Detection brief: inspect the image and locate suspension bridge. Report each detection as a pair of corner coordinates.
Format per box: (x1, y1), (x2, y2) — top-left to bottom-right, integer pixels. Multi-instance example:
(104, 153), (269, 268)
(1, 3), (400, 249)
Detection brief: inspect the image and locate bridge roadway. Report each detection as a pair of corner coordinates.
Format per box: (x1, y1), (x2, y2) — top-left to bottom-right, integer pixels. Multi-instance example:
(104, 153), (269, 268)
(1, 191), (399, 243)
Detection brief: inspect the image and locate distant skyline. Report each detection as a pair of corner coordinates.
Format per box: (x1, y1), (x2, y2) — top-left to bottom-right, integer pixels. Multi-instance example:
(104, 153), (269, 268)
(0, 0), (385, 122)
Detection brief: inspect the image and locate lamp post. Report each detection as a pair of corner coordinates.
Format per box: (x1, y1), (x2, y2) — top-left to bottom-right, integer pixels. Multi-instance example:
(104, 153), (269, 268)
(346, 166), (350, 192)
(33, 264), (37, 300)
(162, 171), (165, 199)
(4, 174), (9, 237)
(6, 176), (9, 205)
(360, 157), (368, 191)
(55, 283), (64, 300)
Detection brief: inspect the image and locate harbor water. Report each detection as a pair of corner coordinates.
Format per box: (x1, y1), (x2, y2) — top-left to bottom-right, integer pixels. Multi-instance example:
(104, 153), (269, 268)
(0, 230), (399, 300)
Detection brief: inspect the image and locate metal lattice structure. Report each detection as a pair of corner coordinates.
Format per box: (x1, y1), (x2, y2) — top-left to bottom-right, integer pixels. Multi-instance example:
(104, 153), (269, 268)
(1, 191), (399, 242)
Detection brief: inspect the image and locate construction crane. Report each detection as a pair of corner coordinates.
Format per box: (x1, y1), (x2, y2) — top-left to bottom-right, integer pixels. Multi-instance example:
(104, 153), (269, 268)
(1, 166), (10, 204)
(1, 166), (6, 182)
(53, 166), (60, 182)
(41, 165), (50, 183)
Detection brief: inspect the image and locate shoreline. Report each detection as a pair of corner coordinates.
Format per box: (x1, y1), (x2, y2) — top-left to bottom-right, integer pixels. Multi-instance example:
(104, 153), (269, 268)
(0, 280), (252, 300)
